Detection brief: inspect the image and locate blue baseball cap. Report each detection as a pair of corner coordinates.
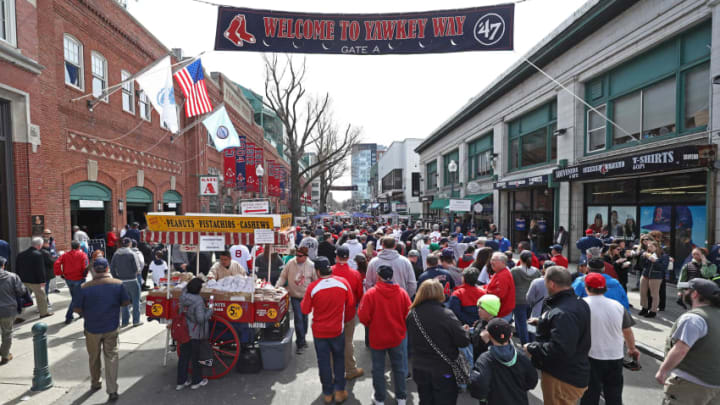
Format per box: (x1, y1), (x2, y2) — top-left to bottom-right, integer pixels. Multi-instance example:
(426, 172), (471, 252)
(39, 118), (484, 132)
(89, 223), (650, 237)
(93, 257), (109, 271)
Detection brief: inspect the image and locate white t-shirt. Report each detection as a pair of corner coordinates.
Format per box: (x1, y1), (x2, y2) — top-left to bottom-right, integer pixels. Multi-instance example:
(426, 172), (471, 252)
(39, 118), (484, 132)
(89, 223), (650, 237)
(669, 312), (720, 388)
(229, 244), (251, 272)
(429, 231), (442, 244)
(583, 295), (631, 360)
(149, 260), (168, 286)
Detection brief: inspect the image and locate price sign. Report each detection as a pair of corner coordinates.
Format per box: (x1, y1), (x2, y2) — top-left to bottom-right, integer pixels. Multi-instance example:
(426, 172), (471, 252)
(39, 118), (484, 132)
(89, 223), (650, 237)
(200, 235), (225, 251)
(254, 228), (275, 244)
(267, 308), (278, 320)
(226, 303), (243, 320)
(151, 303), (164, 316)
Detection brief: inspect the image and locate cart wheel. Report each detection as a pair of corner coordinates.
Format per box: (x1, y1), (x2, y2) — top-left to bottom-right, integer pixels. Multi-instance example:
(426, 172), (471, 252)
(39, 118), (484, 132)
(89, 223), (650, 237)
(176, 315), (240, 380)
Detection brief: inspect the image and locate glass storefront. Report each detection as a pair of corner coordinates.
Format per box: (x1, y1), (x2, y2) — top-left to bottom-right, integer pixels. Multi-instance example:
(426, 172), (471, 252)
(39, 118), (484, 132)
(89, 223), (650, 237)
(507, 188), (554, 252)
(584, 171), (707, 268)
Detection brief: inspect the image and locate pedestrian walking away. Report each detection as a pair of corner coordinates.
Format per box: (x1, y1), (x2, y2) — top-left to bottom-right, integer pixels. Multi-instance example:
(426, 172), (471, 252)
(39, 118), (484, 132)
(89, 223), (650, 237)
(331, 246), (364, 381)
(54, 240), (89, 323)
(301, 256), (355, 404)
(16, 237), (54, 319)
(0, 257), (26, 365)
(73, 258), (130, 401)
(110, 238), (143, 327)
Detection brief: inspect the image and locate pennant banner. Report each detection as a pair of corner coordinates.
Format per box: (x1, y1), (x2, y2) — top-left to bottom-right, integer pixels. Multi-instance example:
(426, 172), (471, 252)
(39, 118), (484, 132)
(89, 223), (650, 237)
(267, 160), (276, 196)
(235, 137), (246, 190)
(246, 142), (257, 192)
(223, 148), (236, 188)
(214, 5), (514, 55)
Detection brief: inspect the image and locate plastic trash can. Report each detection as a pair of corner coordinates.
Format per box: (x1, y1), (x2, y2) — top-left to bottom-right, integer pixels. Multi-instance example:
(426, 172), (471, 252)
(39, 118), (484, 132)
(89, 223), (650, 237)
(259, 327), (293, 370)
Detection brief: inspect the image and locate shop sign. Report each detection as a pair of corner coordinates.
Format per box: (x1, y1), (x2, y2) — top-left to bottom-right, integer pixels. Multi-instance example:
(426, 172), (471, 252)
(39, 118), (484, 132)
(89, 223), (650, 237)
(494, 175), (548, 190)
(420, 195), (434, 202)
(79, 200), (104, 208)
(449, 199), (471, 212)
(552, 145), (715, 182)
(514, 218), (526, 231)
(145, 214), (273, 232)
(395, 203), (408, 211)
(538, 219), (547, 232)
(473, 203), (484, 214)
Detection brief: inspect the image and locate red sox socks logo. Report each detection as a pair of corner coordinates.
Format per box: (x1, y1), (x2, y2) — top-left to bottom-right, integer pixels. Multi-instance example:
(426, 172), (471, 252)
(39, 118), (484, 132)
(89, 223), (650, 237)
(224, 15), (256, 47)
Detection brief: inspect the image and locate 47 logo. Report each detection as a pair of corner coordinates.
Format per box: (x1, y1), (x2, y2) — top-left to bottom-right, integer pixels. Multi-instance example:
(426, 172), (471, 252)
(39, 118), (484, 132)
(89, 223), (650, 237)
(473, 13), (505, 46)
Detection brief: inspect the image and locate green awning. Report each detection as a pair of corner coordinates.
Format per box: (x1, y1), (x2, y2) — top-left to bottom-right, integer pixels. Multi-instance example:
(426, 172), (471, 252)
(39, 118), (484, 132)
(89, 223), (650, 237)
(163, 190), (182, 203)
(466, 193), (493, 204)
(429, 198), (449, 210)
(70, 181), (111, 201)
(126, 187), (153, 203)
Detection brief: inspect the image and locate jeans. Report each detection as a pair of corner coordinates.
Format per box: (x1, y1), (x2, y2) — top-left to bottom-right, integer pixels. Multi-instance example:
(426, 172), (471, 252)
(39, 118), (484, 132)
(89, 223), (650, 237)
(581, 358), (623, 405)
(121, 279), (141, 325)
(177, 339), (203, 385)
(66, 280), (84, 321)
(371, 343), (407, 402)
(313, 333), (346, 395)
(413, 367), (458, 405)
(513, 304), (530, 344)
(290, 297), (308, 346)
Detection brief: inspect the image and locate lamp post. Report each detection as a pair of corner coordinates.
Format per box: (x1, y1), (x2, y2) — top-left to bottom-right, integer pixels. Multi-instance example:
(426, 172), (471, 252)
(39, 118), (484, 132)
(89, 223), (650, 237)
(448, 159), (457, 229)
(256, 163), (265, 202)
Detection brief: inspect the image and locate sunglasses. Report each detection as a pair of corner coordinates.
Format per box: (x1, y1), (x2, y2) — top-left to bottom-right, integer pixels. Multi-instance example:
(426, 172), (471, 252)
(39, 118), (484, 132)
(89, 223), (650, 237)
(296, 254), (306, 258)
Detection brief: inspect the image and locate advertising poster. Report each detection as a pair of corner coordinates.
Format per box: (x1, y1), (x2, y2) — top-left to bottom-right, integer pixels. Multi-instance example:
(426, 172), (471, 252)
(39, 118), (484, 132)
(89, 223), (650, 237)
(609, 206), (636, 238)
(586, 206), (607, 233)
(675, 205), (706, 267)
(514, 218), (526, 231)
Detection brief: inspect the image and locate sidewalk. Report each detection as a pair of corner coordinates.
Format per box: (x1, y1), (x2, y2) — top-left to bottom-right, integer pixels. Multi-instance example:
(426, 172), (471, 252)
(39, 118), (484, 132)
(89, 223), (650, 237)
(0, 281), (165, 405)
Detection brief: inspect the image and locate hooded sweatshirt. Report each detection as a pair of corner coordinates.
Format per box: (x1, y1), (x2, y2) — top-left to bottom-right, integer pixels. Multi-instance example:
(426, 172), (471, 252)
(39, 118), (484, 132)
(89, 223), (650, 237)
(365, 249), (417, 297)
(510, 265), (541, 306)
(358, 280), (411, 350)
(469, 344), (538, 405)
(342, 239), (363, 270)
(179, 291), (213, 340)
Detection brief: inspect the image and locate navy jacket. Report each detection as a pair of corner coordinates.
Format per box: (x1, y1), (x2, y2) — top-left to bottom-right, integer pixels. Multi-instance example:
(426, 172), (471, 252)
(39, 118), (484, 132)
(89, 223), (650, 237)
(575, 236), (603, 255)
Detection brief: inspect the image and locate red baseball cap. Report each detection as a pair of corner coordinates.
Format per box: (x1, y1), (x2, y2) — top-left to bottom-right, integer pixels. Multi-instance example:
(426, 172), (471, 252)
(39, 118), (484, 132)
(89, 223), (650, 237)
(585, 272), (606, 289)
(585, 229), (594, 235)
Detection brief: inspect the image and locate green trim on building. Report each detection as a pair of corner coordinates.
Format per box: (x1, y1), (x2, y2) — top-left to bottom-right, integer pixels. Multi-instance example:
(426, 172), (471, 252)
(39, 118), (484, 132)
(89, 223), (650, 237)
(69, 181), (111, 201)
(507, 101), (557, 171)
(126, 187), (153, 204)
(162, 190), (182, 204)
(466, 193), (493, 205)
(443, 149), (459, 186)
(429, 198), (449, 210)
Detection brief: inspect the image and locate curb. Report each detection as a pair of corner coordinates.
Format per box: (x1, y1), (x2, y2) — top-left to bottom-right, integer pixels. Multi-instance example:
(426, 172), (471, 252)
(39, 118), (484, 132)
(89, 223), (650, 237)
(636, 342), (664, 361)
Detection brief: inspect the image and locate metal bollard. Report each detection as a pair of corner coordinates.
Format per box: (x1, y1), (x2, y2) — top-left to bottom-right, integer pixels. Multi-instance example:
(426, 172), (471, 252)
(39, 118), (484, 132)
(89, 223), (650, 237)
(31, 322), (53, 391)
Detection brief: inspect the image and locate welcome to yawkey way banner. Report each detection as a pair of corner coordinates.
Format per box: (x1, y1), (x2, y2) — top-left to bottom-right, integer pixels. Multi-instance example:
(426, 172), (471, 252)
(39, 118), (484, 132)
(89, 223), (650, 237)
(214, 5), (514, 55)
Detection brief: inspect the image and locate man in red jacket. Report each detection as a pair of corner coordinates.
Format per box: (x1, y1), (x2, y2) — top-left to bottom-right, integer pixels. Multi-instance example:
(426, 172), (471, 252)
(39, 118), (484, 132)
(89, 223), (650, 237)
(358, 265), (411, 405)
(54, 240), (89, 324)
(301, 256), (355, 404)
(332, 246), (364, 380)
(549, 244), (569, 268)
(481, 252), (516, 320)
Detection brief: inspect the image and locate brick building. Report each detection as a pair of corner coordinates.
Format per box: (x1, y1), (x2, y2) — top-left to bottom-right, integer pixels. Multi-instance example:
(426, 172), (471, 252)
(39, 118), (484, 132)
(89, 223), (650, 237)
(0, 0), (290, 260)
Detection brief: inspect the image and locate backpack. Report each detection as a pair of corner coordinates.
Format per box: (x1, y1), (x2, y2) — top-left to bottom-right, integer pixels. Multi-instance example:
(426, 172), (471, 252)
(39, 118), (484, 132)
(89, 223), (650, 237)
(171, 302), (191, 344)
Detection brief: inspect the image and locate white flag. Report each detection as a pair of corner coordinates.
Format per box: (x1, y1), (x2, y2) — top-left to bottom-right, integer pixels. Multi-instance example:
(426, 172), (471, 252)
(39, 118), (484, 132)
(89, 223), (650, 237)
(135, 56), (179, 133)
(202, 106), (241, 152)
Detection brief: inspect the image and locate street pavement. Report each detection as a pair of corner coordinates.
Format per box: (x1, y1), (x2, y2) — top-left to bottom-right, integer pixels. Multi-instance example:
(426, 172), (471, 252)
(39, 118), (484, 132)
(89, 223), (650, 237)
(0, 272), (676, 405)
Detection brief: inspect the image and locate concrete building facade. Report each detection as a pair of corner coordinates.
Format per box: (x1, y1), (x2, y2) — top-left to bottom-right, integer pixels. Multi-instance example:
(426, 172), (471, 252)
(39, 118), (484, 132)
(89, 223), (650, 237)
(377, 139), (423, 217)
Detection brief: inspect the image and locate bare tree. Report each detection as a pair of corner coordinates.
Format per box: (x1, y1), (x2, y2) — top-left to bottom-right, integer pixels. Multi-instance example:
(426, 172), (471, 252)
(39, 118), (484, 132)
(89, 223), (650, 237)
(313, 115), (356, 212)
(263, 54), (359, 217)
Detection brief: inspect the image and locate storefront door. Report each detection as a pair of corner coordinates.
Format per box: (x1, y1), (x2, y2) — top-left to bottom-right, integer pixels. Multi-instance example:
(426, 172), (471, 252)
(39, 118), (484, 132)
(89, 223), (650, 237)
(70, 181), (111, 240)
(0, 100), (17, 268)
(508, 188), (554, 253)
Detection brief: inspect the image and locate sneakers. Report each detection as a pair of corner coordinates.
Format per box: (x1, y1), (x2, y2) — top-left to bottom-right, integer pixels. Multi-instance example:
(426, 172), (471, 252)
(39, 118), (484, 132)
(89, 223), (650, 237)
(345, 368), (364, 380)
(190, 378), (208, 390)
(334, 390), (348, 403)
(397, 399), (406, 405)
(0, 353), (13, 365)
(371, 396), (384, 405)
(176, 381), (191, 391)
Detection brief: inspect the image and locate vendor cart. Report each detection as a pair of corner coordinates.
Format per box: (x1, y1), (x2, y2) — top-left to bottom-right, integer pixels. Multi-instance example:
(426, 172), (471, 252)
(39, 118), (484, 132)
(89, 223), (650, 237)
(141, 213), (295, 379)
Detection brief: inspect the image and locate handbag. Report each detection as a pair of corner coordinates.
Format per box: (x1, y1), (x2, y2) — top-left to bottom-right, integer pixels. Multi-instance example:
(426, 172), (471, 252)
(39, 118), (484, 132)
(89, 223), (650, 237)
(410, 309), (470, 386)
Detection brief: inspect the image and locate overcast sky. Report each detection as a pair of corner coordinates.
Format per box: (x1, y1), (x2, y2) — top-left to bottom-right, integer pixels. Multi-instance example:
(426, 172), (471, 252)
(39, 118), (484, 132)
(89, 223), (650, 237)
(127, 0), (588, 202)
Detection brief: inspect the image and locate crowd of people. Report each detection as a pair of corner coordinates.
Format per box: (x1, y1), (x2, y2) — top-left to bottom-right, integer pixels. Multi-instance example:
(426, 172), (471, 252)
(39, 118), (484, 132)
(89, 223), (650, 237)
(2, 218), (720, 404)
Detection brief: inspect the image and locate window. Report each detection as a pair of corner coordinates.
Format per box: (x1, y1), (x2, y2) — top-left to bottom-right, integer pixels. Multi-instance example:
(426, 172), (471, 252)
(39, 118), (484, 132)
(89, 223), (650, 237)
(508, 101), (557, 170)
(91, 52), (107, 101)
(121, 70), (134, 114)
(139, 91), (152, 121)
(64, 35), (83, 89)
(0, 0), (16, 46)
(584, 22), (710, 153)
(684, 64), (709, 130)
(426, 161), (437, 190)
(467, 133), (493, 180)
(443, 149), (459, 186)
(587, 106), (606, 152)
(381, 169), (403, 192)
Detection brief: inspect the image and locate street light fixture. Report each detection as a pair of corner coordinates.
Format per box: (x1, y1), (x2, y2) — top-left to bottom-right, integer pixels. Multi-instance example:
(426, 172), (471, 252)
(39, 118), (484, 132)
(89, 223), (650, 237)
(256, 163), (265, 200)
(448, 160), (457, 228)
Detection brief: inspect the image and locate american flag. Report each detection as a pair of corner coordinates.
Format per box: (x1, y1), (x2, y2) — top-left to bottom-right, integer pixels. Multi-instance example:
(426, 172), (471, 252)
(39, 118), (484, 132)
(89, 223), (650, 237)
(173, 59), (213, 118)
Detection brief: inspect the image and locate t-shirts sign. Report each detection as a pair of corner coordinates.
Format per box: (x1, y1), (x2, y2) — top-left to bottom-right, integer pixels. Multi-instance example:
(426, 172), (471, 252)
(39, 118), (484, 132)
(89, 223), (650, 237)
(200, 176), (219, 196)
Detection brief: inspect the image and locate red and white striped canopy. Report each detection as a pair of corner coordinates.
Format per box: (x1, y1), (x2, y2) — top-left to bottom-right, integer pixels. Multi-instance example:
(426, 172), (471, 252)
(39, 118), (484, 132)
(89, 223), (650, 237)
(141, 229), (294, 246)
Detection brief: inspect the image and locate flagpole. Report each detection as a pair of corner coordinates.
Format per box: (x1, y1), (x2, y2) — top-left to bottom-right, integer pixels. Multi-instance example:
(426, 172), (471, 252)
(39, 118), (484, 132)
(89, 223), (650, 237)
(170, 103), (225, 143)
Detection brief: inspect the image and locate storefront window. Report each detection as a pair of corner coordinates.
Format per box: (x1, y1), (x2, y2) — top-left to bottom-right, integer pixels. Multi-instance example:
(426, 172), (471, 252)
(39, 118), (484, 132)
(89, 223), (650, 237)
(587, 105), (606, 152)
(468, 133), (493, 180)
(638, 173), (706, 204)
(522, 128), (546, 166)
(508, 101), (557, 170)
(426, 161), (437, 190)
(533, 189), (553, 211)
(684, 63), (709, 130)
(612, 92), (641, 146)
(585, 179), (635, 204)
(513, 190), (531, 211)
(610, 206), (636, 239)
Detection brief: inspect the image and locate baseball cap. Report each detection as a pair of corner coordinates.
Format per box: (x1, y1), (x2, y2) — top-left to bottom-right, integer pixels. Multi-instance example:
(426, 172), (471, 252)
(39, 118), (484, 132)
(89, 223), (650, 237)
(585, 272), (606, 289)
(122, 237), (132, 246)
(439, 238), (449, 245)
(441, 248), (455, 259)
(487, 318), (513, 344)
(550, 244), (563, 252)
(585, 229), (594, 235)
(314, 256), (330, 271)
(588, 258), (606, 272)
(678, 278), (720, 299)
(93, 257), (109, 271)
(492, 231), (501, 236)
(335, 246), (350, 259)
(378, 265), (394, 281)
(429, 243), (441, 252)
(477, 294), (500, 317)
(408, 249), (419, 257)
